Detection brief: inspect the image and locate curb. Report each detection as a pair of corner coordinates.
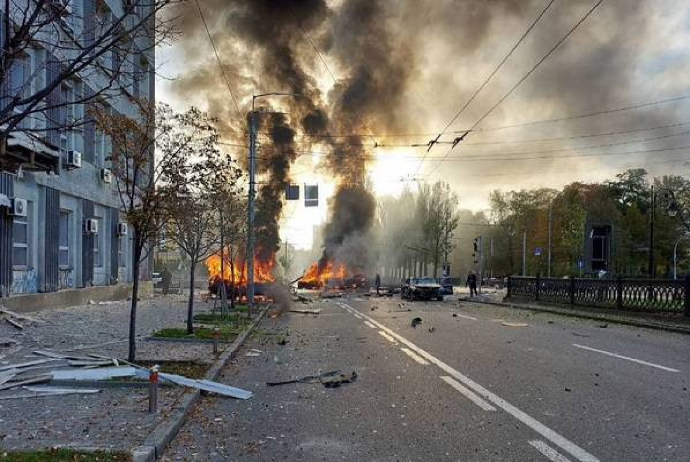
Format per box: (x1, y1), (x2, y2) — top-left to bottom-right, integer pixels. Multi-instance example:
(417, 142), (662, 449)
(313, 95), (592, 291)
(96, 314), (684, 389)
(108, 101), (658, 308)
(132, 306), (269, 462)
(465, 298), (690, 335)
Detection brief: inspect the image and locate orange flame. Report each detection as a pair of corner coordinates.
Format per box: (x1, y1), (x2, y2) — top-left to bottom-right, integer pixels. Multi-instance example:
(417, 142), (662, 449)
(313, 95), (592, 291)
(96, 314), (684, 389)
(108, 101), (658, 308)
(299, 260), (349, 288)
(205, 253), (275, 286)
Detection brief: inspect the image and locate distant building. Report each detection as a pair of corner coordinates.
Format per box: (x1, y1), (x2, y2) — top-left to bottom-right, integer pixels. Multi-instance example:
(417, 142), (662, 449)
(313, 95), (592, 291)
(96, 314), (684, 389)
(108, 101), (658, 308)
(0, 0), (155, 300)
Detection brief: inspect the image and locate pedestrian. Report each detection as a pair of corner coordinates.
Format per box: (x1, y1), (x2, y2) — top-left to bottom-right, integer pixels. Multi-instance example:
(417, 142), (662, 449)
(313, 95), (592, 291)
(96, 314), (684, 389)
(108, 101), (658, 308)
(466, 271), (478, 297)
(161, 266), (172, 295)
(375, 273), (381, 296)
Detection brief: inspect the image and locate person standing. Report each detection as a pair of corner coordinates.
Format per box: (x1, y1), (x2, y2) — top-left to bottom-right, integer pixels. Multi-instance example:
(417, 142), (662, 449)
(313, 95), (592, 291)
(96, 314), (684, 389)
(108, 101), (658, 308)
(161, 266), (172, 296)
(466, 272), (478, 297)
(375, 273), (381, 296)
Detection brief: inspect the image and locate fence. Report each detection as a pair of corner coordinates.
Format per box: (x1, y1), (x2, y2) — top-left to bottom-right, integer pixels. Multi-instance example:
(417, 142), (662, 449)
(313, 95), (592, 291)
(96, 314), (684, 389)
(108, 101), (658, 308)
(507, 275), (690, 316)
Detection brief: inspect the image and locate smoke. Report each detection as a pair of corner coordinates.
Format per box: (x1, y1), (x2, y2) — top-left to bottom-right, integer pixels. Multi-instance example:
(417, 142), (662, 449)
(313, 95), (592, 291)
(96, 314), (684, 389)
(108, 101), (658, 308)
(167, 0), (690, 258)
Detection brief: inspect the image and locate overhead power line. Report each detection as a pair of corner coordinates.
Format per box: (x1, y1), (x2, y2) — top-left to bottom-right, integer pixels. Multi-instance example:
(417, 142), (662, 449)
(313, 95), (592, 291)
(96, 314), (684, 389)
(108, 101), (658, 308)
(426, 0), (607, 175)
(194, 0), (242, 118)
(428, 0), (558, 149)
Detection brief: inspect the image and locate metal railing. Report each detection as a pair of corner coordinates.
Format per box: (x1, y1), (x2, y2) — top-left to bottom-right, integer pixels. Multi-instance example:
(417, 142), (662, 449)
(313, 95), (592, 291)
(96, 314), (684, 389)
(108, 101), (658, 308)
(507, 275), (690, 316)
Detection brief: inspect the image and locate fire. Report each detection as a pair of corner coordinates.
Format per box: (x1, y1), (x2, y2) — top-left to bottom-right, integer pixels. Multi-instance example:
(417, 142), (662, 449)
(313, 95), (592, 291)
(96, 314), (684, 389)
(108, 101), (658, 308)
(205, 253), (276, 287)
(298, 259), (368, 290)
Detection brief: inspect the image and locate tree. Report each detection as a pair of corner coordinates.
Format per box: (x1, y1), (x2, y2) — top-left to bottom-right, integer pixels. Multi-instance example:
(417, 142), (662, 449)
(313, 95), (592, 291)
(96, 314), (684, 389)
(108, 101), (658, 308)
(165, 109), (242, 334)
(93, 103), (217, 361)
(0, 0), (174, 171)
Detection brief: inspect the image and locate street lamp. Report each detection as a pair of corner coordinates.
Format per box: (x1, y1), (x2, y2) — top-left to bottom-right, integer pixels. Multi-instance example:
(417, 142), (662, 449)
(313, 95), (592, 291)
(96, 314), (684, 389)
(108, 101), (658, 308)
(247, 92), (307, 310)
(673, 234), (689, 280)
(649, 187), (688, 278)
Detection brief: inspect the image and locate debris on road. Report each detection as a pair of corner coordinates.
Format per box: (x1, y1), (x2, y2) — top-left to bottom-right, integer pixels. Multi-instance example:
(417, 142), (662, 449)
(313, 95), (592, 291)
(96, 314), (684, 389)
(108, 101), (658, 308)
(245, 349), (262, 357)
(0, 308), (43, 325)
(292, 294), (313, 304)
(411, 317), (423, 328)
(428, 327), (436, 333)
(159, 372), (252, 399)
(0, 337), (19, 347)
(0, 386), (102, 400)
(267, 369), (357, 389)
(501, 322), (528, 328)
(599, 324), (608, 329)
(572, 332), (590, 337)
(289, 309), (321, 315)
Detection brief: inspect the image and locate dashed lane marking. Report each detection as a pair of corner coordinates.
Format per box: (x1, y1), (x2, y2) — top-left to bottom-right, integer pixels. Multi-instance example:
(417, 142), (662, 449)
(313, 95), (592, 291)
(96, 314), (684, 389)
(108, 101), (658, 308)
(337, 302), (599, 462)
(572, 343), (680, 373)
(455, 314), (478, 321)
(529, 440), (573, 462)
(400, 347), (430, 365)
(364, 321), (376, 329)
(440, 376), (496, 411)
(378, 331), (397, 344)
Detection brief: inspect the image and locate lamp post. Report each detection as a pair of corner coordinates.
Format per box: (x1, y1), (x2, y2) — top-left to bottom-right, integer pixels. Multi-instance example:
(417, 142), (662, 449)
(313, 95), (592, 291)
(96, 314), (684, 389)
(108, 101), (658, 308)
(247, 92), (306, 310)
(673, 235), (689, 280)
(649, 186), (688, 280)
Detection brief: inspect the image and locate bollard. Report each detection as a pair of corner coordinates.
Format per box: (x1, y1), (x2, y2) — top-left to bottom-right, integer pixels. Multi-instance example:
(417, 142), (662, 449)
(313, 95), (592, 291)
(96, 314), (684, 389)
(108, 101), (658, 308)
(148, 366), (159, 414)
(213, 328), (220, 356)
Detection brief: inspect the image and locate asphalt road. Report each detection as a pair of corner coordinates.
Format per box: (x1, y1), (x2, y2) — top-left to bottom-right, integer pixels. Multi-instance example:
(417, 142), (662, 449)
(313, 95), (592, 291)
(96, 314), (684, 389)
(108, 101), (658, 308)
(163, 294), (690, 461)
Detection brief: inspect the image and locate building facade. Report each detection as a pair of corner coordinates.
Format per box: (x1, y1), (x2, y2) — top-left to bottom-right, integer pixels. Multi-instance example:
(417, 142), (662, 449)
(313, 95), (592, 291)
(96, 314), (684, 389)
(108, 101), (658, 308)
(0, 0), (155, 298)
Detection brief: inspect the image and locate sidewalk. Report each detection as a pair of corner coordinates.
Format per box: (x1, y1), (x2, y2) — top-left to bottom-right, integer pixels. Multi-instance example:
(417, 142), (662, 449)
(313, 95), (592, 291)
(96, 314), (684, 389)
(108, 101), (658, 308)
(0, 293), (257, 454)
(455, 287), (690, 335)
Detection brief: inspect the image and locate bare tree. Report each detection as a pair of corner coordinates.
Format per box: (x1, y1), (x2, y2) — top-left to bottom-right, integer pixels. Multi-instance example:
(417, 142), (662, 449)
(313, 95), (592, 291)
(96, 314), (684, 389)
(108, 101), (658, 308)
(0, 0), (175, 170)
(93, 103), (215, 361)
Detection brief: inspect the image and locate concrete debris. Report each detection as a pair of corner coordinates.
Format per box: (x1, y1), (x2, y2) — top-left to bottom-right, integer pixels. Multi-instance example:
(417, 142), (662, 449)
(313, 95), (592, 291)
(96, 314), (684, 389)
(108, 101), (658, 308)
(501, 322), (529, 328)
(411, 317), (423, 328)
(428, 327), (436, 333)
(245, 352), (261, 357)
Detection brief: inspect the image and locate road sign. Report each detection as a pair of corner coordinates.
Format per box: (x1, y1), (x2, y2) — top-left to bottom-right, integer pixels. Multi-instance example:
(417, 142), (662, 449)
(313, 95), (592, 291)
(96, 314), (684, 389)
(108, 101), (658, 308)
(535, 247), (542, 256)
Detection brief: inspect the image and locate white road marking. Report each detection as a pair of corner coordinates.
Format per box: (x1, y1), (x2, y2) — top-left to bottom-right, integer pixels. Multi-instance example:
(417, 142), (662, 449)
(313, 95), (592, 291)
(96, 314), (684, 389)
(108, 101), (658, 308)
(440, 376), (496, 411)
(337, 302), (599, 462)
(378, 331), (397, 343)
(364, 321), (376, 329)
(353, 313), (363, 319)
(400, 348), (430, 365)
(572, 343), (680, 373)
(529, 440), (573, 462)
(455, 314), (478, 321)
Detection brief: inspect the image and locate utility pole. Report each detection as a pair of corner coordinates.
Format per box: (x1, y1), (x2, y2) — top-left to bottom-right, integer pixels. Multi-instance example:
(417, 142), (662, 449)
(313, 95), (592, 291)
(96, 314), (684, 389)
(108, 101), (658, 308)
(478, 236), (483, 294)
(247, 103), (258, 309)
(547, 201), (552, 278)
(649, 185), (656, 278)
(522, 229), (527, 276)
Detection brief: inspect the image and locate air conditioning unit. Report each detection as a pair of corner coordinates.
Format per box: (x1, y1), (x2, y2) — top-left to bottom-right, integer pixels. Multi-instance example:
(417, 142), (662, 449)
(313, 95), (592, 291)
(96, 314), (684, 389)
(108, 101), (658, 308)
(11, 198), (28, 217)
(66, 150), (82, 168)
(101, 168), (112, 183)
(84, 218), (98, 234)
(117, 223), (128, 236)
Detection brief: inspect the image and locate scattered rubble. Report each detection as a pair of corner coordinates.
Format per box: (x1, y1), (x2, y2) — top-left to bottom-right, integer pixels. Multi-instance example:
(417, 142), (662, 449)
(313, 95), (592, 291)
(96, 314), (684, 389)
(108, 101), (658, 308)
(411, 317), (423, 328)
(289, 309), (321, 315)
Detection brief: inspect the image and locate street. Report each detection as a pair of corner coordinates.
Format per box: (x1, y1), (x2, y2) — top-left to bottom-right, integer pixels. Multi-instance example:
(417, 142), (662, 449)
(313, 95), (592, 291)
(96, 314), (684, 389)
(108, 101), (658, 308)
(163, 295), (690, 461)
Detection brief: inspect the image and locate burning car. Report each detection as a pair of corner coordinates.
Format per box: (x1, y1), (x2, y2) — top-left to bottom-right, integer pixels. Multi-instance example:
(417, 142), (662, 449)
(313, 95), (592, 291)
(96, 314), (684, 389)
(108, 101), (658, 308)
(401, 277), (444, 301)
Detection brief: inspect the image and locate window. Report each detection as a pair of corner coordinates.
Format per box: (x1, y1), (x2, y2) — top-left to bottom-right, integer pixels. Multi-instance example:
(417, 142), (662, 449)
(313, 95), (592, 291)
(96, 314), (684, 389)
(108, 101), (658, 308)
(30, 48), (46, 132)
(94, 218), (103, 268)
(304, 184), (319, 207)
(59, 211), (71, 268)
(119, 233), (127, 267)
(9, 54), (30, 128)
(61, 81), (84, 153)
(13, 204), (30, 269)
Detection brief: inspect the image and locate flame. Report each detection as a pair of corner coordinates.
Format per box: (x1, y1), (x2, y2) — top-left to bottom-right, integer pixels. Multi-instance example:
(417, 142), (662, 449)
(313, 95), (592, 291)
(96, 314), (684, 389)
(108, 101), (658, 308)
(205, 252), (275, 286)
(299, 260), (355, 288)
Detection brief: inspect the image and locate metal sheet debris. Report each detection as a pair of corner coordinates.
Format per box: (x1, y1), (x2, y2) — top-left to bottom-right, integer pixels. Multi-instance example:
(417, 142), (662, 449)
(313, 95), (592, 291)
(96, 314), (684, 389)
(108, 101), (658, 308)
(4, 317), (23, 330)
(158, 372), (252, 399)
(267, 370), (357, 389)
(51, 366), (140, 381)
(0, 359), (59, 372)
(289, 309), (321, 315)
(501, 322), (529, 327)
(0, 374), (53, 391)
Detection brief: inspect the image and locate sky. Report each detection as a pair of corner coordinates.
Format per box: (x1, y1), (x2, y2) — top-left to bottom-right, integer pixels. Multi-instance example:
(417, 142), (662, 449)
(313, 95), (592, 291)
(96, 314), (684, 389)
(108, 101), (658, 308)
(156, 0), (690, 249)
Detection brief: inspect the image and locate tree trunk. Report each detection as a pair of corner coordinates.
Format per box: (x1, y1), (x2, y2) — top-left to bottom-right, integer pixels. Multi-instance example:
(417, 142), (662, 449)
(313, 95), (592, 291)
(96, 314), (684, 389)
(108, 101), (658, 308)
(229, 254), (236, 309)
(128, 237), (143, 362)
(186, 260), (197, 335)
